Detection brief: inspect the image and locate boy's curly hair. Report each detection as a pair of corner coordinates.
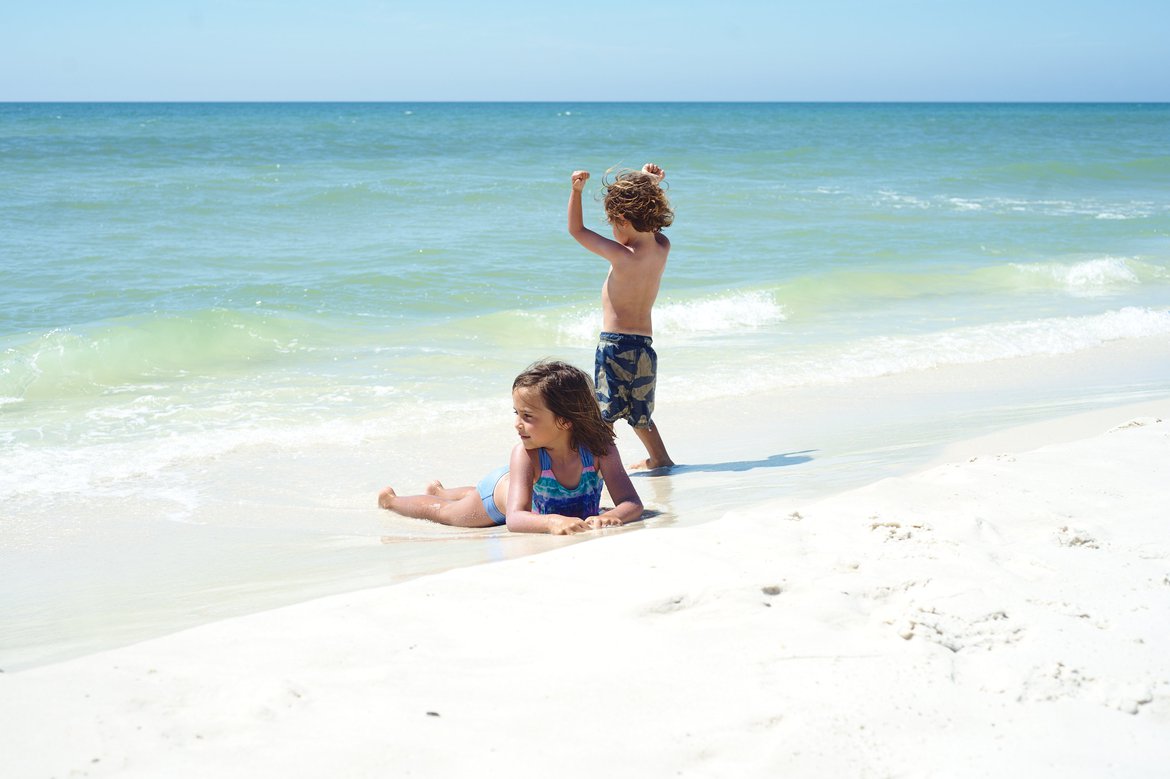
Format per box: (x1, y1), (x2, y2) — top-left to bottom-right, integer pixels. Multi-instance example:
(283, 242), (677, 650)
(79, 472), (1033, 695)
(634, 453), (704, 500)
(602, 169), (674, 233)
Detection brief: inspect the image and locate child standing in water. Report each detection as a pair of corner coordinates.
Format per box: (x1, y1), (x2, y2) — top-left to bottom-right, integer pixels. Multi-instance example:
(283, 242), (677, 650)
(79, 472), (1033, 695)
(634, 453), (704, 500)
(568, 163), (675, 470)
(378, 360), (643, 535)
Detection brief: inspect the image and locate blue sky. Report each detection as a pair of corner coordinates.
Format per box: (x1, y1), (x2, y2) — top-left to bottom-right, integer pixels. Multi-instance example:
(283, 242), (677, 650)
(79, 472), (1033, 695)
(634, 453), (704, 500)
(2, 0), (1167, 101)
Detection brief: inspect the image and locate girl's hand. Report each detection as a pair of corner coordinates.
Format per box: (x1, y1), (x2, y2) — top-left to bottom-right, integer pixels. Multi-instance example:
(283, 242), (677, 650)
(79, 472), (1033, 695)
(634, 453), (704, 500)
(571, 170), (590, 191)
(546, 515), (589, 535)
(586, 515), (623, 529)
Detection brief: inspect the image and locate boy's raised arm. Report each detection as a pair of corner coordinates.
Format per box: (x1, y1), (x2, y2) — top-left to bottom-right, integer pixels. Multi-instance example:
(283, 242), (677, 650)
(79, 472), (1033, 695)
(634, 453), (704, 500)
(567, 170), (631, 263)
(568, 170), (592, 236)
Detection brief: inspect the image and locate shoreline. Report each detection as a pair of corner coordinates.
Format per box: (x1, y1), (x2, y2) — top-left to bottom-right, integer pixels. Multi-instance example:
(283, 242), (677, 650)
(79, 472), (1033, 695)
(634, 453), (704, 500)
(4, 332), (1169, 672)
(2, 399), (1167, 777)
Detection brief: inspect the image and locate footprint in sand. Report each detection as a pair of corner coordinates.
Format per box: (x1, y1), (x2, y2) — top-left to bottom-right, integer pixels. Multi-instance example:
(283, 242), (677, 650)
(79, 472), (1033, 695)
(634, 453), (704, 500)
(760, 584), (784, 606)
(896, 606), (1023, 652)
(869, 517), (929, 542)
(1107, 416), (1162, 433)
(1056, 525), (1099, 549)
(970, 516), (1006, 545)
(644, 593), (695, 615)
(1018, 662), (1155, 714)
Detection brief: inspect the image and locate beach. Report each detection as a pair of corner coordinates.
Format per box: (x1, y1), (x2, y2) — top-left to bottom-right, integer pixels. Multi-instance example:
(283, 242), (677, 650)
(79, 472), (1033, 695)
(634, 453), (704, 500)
(7, 102), (1169, 672)
(2, 398), (1168, 777)
(2, 102), (1169, 773)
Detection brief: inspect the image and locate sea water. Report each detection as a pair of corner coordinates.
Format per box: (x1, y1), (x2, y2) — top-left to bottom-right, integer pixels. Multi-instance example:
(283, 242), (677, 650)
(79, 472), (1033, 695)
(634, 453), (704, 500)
(3, 102), (1169, 668)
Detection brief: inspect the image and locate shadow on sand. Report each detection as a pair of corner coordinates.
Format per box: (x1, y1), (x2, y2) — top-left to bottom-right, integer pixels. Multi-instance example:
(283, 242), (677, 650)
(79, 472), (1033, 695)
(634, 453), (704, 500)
(630, 450), (816, 477)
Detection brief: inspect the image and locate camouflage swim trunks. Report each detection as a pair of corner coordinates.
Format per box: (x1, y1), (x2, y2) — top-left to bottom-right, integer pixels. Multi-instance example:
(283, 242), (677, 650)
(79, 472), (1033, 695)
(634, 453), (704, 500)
(594, 331), (657, 429)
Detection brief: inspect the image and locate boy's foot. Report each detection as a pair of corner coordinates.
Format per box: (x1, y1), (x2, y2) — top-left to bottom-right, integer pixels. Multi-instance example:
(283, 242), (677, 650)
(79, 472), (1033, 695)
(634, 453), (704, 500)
(378, 486), (397, 509)
(632, 425), (673, 473)
(629, 457), (675, 471)
(425, 480), (445, 496)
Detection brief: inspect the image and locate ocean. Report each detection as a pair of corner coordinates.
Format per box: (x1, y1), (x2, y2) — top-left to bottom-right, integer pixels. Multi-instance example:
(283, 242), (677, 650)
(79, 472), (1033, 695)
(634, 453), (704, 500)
(3, 102), (1169, 669)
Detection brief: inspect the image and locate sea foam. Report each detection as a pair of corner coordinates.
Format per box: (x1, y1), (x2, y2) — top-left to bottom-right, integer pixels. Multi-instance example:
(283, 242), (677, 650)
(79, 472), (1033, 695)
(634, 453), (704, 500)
(664, 307), (1170, 399)
(1010, 257), (1145, 296)
(556, 290), (785, 344)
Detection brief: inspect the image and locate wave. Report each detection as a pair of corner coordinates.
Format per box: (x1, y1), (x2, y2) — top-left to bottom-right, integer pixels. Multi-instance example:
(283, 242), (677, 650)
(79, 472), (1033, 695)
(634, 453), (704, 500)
(5, 304), (1168, 500)
(0, 308), (318, 401)
(554, 290), (786, 344)
(7, 257), (1164, 406)
(0, 391), (507, 502)
(668, 306), (1170, 399)
(0, 416), (362, 502)
(658, 291), (787, 333)
(841, 306), (1170, 374)
(872, 188), (1162, 220)
(766, 256), (1169, 315)
(1006, 257), (1159, 296)
(391, 261), (1168, 355)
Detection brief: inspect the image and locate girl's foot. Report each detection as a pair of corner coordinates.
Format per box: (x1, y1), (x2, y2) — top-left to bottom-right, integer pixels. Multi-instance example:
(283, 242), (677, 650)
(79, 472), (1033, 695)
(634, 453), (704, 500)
(378, 486), (397, 509)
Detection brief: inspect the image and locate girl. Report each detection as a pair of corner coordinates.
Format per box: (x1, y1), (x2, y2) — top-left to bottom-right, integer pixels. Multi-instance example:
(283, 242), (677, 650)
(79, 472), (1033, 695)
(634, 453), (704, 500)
(378, 360), (643, 535)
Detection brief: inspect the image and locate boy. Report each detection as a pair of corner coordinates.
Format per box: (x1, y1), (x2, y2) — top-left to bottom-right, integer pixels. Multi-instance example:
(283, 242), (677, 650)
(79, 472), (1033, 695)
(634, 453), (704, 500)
(568, 163), (675, 470)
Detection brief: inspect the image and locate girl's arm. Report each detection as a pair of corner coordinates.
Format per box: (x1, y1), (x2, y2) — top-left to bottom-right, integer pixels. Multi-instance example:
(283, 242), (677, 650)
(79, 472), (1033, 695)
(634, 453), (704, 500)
(588, 447), (644, 528)
(504, 444), (590, 535)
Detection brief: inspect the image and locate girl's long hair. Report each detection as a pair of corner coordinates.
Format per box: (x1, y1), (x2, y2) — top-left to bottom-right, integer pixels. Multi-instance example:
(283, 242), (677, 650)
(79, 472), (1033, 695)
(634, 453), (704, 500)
(512, 360), (614, 456)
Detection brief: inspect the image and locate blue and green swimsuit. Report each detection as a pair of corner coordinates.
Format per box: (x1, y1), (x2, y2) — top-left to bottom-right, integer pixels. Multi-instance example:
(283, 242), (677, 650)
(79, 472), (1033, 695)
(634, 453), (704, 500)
(477, 447), (604, 526)
(531, 447), (603, 519)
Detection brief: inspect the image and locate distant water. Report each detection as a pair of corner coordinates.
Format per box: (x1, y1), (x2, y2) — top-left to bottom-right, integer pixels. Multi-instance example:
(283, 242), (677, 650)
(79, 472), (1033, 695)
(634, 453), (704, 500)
(3, 103), (1169, 668)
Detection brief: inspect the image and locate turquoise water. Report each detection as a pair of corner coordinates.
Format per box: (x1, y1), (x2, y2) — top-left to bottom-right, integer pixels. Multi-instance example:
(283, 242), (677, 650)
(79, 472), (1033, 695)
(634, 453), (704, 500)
(3, 103), (1170, 668)
(4, 104), (1169, 445)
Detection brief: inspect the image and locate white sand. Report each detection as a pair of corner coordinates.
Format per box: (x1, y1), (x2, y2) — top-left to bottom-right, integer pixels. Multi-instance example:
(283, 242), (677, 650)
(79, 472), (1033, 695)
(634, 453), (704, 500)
(2, 406), (1168, 777)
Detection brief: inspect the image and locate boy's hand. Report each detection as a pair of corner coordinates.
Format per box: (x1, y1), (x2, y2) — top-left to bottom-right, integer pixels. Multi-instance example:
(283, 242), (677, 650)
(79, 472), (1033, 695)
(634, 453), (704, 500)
(571, 170), (590, 191)
(641, 163), (665, 182)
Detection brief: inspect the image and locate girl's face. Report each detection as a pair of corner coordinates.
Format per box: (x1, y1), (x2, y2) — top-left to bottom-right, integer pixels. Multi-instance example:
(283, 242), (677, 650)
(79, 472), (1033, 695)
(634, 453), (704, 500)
(513, 387), (568, 450)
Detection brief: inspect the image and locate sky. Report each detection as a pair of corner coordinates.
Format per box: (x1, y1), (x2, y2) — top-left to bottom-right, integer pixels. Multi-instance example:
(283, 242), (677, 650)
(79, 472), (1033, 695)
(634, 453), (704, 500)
(2, 0), (1167, 102)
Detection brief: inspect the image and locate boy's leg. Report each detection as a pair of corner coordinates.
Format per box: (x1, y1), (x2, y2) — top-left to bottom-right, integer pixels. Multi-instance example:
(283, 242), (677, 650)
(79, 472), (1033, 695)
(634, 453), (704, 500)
(594, 337), (620, 423)
(631, 422), (674, 471)
(624, 339), (673, 470)
(596, 333), (671, 468)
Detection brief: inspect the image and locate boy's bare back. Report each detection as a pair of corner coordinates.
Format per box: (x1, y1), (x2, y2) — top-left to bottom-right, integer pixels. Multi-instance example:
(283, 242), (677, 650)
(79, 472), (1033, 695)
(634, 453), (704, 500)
(568, 165), (673, 337)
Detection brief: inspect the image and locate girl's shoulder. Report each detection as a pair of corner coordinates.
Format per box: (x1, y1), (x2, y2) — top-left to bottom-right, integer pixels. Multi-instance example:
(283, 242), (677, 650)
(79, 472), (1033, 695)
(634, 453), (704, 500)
(590, 443), (625, 472)
(509, 442), (541, 468)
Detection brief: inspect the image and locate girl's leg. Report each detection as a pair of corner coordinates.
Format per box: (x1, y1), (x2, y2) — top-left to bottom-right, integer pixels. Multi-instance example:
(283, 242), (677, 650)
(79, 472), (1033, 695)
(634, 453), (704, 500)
(378, 487), (496, 528)
(425, 480), (475, 501)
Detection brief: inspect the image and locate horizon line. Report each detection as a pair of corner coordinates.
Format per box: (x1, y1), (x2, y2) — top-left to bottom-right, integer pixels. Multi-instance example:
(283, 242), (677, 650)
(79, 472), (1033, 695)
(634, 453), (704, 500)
(3, 99), (1168, 105)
